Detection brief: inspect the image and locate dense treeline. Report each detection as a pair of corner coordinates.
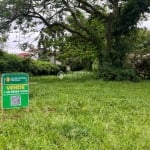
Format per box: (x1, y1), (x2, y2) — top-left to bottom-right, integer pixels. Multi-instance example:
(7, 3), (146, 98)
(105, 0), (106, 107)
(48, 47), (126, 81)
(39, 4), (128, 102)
(0, 50), (66, 76)
(0, 1), (150, 80)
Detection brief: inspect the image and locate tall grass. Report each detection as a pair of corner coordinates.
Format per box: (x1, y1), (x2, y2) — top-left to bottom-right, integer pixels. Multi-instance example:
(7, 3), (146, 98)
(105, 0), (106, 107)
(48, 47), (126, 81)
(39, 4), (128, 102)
(0, 73), (150, 149)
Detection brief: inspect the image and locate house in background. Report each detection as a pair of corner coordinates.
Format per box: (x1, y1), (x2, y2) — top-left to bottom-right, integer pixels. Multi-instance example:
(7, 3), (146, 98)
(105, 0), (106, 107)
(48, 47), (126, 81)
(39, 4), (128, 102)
(17, 52), (31, 58)
(17, 50), (38, 60)
(49, 51), (62, 65)
(17, 49), (61, 65)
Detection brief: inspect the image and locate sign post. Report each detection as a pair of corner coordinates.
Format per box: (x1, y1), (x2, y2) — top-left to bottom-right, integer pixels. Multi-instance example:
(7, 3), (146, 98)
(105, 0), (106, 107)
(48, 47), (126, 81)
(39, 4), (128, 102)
(1, 73), (29, 110)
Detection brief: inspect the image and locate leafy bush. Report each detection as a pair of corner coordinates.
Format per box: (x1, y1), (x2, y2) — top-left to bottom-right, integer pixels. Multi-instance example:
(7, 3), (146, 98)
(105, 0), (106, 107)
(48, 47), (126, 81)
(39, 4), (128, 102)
(0, 50), (65, 76)
(64, 57), (93, 71)
(98, 65), (139, 81)
(69, 58), (84, 71)
(128, 53), (150, 79)
(134, 54), (150, 79)
(92, 56), (140, 81)
(0, 51), (23, 73)
(58, 48), (96, 71)
(57, 64), (66, 72)
(31, 61), (66, 75)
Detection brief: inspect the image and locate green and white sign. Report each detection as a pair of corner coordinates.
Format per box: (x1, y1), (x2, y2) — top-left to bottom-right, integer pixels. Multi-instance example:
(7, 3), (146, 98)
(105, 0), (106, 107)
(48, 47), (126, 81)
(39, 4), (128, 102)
(1, 73), (29, 109)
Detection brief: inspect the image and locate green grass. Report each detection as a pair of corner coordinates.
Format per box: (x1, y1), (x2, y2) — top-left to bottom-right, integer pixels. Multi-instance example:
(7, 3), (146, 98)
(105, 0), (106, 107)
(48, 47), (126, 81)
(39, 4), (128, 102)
(0, 73), (150, 150)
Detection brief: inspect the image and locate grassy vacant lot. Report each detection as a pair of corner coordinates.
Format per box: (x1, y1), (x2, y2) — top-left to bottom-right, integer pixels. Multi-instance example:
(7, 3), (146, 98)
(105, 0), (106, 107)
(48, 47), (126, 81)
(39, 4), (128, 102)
(0, 73), (150, 150)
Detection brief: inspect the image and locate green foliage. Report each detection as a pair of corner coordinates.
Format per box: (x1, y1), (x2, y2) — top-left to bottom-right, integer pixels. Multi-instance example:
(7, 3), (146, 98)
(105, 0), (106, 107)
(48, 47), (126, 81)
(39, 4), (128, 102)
(38, 26), (64, 61)
(57, 64), (66, 72)
(0, 50), (64, 75)
(134, 29), (150, 54)
(30, 60), (60, 76)
(113, 0), (150, 36)
(98, 66), (140, 81)
(0, 50), (23, 73)
(68, 58), (85, 71)
(126, 29), (150, 79)
(58, 48), (96, 71)
(136, 56), (150, 79)
(38, 14), (100, 71)
(129, 54), (150, 79)
(0, 0), (150, 80)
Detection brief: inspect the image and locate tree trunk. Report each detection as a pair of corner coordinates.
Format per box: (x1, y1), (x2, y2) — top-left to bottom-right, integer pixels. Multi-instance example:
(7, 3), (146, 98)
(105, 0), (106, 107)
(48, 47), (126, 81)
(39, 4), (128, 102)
(105, 17), (112, 59)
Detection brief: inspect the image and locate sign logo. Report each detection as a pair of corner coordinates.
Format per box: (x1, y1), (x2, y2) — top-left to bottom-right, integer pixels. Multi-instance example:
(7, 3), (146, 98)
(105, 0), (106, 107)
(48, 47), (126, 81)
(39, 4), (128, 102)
(5, 77), (10, 83)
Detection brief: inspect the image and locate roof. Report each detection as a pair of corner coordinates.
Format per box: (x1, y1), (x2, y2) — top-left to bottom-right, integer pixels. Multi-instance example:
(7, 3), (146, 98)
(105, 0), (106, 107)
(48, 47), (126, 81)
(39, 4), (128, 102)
(17, 52), (31, 58)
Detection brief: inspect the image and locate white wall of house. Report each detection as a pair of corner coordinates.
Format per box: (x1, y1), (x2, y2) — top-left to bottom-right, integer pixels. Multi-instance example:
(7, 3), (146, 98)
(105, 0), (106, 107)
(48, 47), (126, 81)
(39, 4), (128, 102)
(50, 55), (61, 65)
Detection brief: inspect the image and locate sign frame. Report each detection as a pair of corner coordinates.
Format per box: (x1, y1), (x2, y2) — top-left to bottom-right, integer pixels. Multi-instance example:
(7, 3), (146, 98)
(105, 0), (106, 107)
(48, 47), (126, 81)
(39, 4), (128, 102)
(1, 73), (29, 110)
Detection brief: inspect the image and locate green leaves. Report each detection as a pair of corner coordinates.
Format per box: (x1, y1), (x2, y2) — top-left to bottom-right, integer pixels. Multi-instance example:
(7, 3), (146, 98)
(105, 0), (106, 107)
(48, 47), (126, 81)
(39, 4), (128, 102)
(0, 0), (150, 80)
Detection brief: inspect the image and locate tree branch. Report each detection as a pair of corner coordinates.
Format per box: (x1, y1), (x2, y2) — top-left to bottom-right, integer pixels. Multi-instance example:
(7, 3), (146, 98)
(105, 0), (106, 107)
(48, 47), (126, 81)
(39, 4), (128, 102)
(47, 22), (89, 40)
(76, 0), (107, 19)
(62, 0), (91, 35)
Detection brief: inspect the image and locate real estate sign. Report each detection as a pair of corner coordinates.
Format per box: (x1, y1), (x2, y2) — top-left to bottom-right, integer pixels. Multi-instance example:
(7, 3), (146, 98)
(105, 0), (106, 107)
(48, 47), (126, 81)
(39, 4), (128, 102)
(1, 73), (29, 109)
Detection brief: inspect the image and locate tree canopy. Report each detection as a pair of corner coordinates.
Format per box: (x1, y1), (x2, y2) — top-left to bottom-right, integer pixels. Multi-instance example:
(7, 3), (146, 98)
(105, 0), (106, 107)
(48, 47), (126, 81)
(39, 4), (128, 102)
(0, 0), (149, 37)
(0, 0), (150, 80)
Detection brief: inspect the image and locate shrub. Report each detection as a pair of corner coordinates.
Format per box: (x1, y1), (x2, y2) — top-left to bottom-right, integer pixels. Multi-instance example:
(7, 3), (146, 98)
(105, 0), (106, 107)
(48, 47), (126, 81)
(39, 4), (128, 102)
(57, 65), (66, 72)
(98, 65), (139, 81)
(28, 60), (62, 76)
(0, 50), (65, 76)
(0, 51), (23, 73)
(69, 58), (84, 71)
(128, 53), (150, 79)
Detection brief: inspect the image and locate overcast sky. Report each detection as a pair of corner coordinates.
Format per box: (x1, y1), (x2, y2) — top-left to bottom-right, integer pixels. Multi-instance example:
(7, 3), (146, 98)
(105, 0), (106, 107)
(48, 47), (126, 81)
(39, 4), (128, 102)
(139, 19), (150, 29)
(3, 19), (150, 54)
(5, 31), (40, 53)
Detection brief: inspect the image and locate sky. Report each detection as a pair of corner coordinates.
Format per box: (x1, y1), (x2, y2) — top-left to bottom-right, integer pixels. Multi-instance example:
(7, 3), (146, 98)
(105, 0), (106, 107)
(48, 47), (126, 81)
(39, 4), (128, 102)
(138, 19), (150, 29)
(2, 19), (150, 54)
(1, 21), (43, 54)
(4, 31), (40, 54)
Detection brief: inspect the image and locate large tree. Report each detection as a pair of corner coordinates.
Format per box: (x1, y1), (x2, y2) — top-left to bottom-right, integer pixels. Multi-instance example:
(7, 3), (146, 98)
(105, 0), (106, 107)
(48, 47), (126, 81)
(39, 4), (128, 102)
(0, 0), (150, 78)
